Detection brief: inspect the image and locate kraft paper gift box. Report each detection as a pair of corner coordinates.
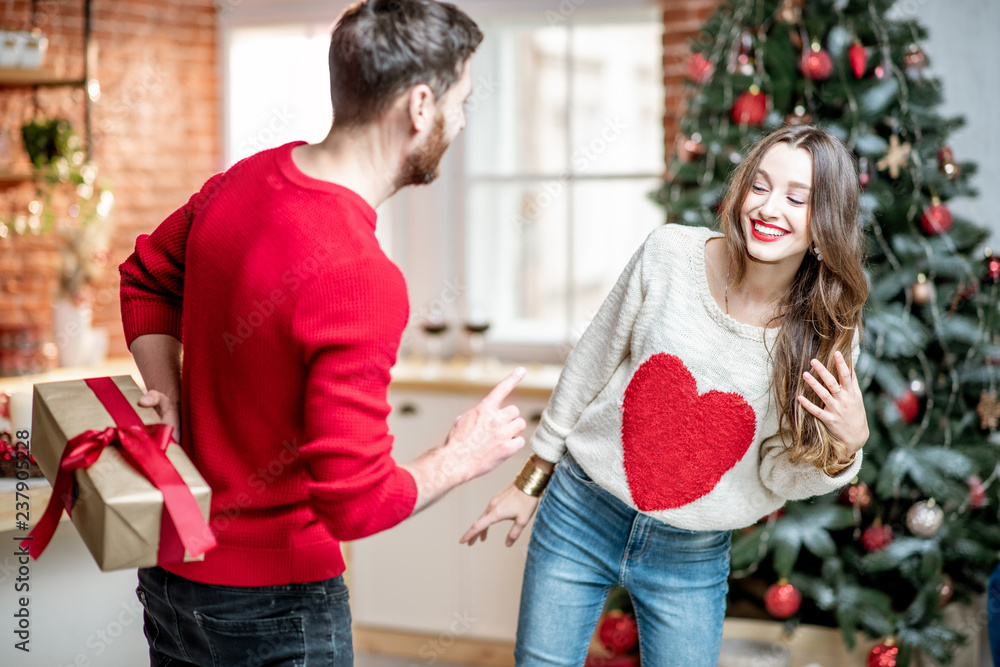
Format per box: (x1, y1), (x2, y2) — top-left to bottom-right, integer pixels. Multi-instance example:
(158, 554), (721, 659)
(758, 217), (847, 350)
(28, 375), (215, 571)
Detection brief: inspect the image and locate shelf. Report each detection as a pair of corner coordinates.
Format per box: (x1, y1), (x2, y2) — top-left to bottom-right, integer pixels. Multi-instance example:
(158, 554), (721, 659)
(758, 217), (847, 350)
(0, 67), (85, 87)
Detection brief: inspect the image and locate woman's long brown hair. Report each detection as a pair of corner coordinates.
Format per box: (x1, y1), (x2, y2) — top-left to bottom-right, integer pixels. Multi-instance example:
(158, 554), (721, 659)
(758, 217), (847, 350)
(718, 125), (868, 473)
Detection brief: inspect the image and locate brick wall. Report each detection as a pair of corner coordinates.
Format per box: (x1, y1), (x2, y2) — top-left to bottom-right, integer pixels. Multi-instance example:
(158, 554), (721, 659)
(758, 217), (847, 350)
(662, 0), (722, 167)
(0, 0), (219, 367)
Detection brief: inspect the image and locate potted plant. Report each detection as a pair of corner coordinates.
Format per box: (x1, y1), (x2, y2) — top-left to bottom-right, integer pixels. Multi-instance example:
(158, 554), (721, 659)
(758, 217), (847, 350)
(20, 117), (114, 366)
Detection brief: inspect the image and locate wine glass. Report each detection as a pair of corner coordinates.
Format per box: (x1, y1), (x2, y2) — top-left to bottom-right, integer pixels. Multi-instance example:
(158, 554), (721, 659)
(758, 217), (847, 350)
(420, 309), (448, 375)
(464, 309), (490, 374)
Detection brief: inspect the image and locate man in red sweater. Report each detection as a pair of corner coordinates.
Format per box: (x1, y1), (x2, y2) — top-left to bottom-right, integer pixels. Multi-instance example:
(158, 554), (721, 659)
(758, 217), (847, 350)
(119, 2), (525, 664)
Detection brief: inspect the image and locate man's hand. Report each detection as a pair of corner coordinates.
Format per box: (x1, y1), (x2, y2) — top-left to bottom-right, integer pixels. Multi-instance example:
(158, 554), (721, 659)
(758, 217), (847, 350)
(138, 390), (181, 442)
(129, 334), (183, 442)
(403, 368), (528, 513)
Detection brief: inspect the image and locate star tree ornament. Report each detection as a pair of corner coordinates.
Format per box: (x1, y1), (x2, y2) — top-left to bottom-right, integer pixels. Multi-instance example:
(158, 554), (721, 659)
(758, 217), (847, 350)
(840, 481), (873, 511)
(978, 389), (1000, 432)
(764, 579), (803, 618)
(869, 639), (899, 667)
(876, 135), (911, 179)
(906, 498), (944, 537)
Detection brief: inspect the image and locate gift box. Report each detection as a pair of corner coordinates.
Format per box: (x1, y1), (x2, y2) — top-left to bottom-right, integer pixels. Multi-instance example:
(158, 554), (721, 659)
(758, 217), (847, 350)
(28, 375), (215, 571)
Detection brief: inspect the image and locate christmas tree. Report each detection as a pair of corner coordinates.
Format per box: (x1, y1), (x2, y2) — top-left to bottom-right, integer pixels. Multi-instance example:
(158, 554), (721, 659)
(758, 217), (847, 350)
(651, 0), (1000, 664)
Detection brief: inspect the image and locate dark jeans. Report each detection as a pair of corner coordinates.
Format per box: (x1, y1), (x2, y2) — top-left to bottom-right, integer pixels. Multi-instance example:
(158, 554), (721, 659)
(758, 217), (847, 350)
(136, 566), (353, 667)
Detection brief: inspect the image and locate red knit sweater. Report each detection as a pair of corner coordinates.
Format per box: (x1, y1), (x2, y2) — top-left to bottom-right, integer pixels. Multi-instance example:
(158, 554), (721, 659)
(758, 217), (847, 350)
(119, 141), (418, 586)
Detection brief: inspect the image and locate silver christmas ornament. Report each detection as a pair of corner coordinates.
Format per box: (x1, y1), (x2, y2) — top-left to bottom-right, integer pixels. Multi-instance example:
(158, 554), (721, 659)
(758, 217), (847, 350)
(906, 499), (944, 537)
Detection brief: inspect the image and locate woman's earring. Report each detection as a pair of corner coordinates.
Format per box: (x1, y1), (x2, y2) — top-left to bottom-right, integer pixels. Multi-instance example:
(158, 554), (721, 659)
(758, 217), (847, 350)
(812, 244), (823, 262)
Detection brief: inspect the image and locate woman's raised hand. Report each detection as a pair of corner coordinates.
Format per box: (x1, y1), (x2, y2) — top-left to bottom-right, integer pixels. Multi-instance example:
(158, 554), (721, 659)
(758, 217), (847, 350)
(798, 350), (869, 455)
(460, 483), (541, 547)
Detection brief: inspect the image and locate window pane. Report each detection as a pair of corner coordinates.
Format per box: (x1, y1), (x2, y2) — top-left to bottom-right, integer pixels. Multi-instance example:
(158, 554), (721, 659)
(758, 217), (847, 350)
(466, 182), (569, 343)
(467, 22), (569, 176)
(226, 24), (331, 165)
(570, 21), (665, 175)
(571, 179), (665, 327)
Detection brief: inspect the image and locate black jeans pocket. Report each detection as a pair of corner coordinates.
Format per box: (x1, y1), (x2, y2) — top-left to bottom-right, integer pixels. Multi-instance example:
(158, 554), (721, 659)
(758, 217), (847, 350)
(193, 611), (305, 667)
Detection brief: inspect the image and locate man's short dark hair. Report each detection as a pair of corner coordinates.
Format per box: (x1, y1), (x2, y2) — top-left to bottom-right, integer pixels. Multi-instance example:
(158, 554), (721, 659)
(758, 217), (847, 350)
(329, 0), (483, 126)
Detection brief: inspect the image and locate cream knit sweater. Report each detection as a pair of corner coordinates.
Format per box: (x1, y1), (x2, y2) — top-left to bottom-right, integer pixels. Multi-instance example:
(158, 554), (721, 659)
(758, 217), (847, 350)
(531, 224), (862, 531)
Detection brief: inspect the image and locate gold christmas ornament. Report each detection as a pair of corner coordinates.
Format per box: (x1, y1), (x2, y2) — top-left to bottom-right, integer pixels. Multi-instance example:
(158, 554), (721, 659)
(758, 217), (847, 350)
(978, 389), (1000, 431)
(876, 135), (912, 179)
(911, 273), (933, 305)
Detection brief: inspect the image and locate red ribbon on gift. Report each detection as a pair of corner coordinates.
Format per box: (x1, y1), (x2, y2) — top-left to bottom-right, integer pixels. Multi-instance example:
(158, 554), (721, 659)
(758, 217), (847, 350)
(28, 377), (216, 563)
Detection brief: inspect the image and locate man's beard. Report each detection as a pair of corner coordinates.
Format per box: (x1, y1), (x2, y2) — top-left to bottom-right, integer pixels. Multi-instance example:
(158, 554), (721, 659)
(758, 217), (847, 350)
(395, 114), (449, 189)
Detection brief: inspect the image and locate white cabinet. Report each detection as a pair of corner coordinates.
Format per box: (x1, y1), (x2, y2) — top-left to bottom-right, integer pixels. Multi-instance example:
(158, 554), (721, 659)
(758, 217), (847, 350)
(349, 387), (550, 641)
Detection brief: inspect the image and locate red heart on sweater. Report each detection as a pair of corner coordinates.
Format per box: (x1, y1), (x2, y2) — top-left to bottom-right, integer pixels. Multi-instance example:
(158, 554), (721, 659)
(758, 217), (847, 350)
(621, 353), (756, 511)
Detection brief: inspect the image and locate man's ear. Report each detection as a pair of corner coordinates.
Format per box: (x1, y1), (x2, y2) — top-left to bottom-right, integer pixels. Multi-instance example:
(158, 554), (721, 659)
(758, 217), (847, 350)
(406, 84), (436, 133)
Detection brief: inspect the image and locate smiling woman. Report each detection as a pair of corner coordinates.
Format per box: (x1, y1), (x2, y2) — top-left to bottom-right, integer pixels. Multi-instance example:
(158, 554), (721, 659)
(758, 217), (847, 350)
(462, 124), (870, 667)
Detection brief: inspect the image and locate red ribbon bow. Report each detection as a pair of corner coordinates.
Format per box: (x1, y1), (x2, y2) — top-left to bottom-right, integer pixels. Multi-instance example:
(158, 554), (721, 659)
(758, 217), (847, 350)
(28, 377), (216, 563)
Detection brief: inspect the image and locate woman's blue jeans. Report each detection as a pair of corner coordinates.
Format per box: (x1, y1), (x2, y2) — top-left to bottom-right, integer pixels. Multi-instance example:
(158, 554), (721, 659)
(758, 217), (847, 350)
(515, 454), (731, 666)
(136, 566), (353, 667)
(989, 563), (1000, 666)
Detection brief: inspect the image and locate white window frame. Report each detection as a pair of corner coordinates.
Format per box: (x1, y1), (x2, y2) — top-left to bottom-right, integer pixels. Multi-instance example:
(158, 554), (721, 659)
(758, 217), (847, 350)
(218, 0), (665, 365)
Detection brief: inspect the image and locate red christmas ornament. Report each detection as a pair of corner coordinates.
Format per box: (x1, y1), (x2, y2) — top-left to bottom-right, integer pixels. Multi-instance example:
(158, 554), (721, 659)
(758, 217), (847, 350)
(0, 393), (9, 420)
(849, 42), (867, 78)
(869, 640), (899, 667)
(599, 610), (639, 654)
(688, 53), (714, 84)
(861, 523), (893, 552)
(894, 390), (920, 424)
(968, 476), (987, 509)
(921, 201), (953, 235)
(732, 87), (768, 126)
(840, 481), (873, 511)
(764, 580), (802, 618)
(986, 248), (1000, 284)
(799, 43), (833, 80)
